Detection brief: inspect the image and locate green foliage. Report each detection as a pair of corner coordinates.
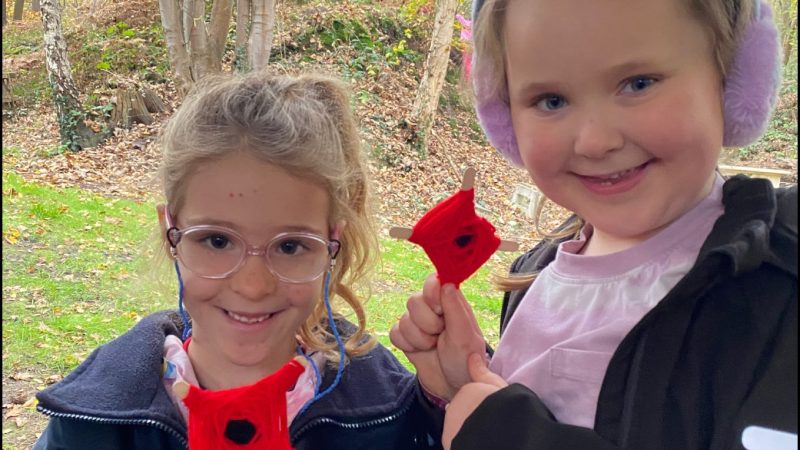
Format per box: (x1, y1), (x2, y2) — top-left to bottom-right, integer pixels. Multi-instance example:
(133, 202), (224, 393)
(53, 95), (88, 152)
(70, 21), (170, 89)
(1, 24), (42, 56)
(291, 9), (422, 80)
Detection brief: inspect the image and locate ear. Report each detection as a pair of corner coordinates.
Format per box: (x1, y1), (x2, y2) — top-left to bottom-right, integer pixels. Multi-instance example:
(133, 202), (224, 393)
(330, 219), (347, 241)
(156, 204), (172, 258)
(156, 204), (168, 235)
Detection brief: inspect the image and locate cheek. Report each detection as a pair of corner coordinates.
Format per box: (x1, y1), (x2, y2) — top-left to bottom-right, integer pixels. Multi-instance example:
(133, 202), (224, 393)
(181, 276), (222, 308)
(631, 95), (723, 165)
(516, 123), (569, 183)
(284, 283), (321, 310)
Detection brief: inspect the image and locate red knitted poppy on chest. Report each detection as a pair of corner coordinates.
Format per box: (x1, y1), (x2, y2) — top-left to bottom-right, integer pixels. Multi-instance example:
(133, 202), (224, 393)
(180, 360), (304, 450)
(408, 188), (501, 287)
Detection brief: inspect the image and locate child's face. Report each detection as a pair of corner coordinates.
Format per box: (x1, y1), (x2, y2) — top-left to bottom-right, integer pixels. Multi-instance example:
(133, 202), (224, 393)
(173, 152), (331, 368)
(505, 0), (724, 244)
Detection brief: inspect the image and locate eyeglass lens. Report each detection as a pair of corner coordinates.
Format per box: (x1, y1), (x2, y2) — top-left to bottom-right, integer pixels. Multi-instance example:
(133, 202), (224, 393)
(175, 228), (330, 281)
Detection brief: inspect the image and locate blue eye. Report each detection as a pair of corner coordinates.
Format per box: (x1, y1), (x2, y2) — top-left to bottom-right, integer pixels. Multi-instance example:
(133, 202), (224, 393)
(622, 76), (657, 93)
(534, 94), (567, 111)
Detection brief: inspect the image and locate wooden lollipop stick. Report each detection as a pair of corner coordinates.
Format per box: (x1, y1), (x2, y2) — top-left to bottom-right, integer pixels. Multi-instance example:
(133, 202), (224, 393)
(172, 380), (190, 400)
(461, 167), (476, 190)
(389, 227), (413, 240)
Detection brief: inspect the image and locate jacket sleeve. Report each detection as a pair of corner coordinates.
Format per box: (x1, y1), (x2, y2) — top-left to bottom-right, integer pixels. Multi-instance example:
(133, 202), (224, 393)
(451, 384), (616, 450)
(729, 276), (797, 447)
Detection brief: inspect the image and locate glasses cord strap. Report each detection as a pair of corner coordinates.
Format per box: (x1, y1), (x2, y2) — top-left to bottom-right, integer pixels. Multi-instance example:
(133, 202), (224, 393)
(174, 261), (192, 341)
(296, 270), (346, 417)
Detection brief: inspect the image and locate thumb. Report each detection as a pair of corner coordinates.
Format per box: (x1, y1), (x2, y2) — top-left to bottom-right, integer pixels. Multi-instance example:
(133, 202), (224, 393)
(467, 353), (506, 387)
(440, 284), (483, 340)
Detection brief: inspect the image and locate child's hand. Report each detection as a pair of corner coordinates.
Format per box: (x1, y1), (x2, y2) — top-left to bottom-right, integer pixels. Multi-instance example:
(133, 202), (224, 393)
(442, 353), (508, 450)
(390, 274), (486, 400)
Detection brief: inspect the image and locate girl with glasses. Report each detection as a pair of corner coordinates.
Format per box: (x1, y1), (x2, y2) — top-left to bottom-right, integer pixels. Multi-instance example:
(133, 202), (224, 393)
(34, 73), (443, 449)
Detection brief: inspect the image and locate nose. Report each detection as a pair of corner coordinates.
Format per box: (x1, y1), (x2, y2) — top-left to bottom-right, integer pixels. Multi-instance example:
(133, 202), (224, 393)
(229, 255), (278, 301)
(573, 113), (624, 159)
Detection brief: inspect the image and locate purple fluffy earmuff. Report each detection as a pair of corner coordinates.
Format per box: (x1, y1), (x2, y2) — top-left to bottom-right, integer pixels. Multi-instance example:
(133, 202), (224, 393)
(471, 0), (783, 166)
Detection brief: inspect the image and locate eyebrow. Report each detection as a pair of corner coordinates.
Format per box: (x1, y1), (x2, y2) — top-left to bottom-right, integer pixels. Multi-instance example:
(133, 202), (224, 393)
(180, 217), (326, 235)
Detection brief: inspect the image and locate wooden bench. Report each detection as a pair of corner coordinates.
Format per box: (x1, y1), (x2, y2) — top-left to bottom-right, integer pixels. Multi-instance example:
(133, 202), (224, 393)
(718, 164), (792, 188)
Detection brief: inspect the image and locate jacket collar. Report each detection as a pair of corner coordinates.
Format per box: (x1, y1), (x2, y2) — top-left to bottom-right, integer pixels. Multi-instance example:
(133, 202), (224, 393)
(699, 175), (796, 277)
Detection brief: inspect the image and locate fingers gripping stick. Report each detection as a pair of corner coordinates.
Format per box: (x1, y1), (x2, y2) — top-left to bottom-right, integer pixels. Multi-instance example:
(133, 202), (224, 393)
(389, 167), (519, 288)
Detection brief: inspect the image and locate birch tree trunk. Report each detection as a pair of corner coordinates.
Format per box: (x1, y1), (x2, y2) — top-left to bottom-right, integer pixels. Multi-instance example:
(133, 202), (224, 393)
(208, 0), (233, 64)
(410, 0), (458, 150)
(159, 0), (232, 95)
(158, 0), (193, 94)
(41, 0), (97, 149)
(185, 0), (214, 81)
(248, 0), (275, 72)
(235, 0), (251, 71)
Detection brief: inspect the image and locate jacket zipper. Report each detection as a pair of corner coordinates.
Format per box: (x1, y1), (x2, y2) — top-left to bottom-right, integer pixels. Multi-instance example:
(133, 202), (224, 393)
(292, 400), (412, 442)
(37, 404), (188, 448)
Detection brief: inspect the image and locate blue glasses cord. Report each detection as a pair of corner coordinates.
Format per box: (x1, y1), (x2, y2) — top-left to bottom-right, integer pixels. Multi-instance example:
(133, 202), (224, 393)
(297, 270), (346, 417)
(174, 261), (192, 341)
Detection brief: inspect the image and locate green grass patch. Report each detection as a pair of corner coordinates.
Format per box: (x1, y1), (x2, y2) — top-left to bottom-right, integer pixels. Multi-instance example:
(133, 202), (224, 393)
(2, 171), (170, 374)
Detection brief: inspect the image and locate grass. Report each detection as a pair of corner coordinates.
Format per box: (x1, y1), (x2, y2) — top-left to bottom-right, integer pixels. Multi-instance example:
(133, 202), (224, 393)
(2, 170), (170, 375)
(2, 168), (509, 378)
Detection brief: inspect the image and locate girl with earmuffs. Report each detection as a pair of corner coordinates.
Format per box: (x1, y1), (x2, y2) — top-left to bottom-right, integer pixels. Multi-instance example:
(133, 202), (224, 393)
(390, 0), (798, 448)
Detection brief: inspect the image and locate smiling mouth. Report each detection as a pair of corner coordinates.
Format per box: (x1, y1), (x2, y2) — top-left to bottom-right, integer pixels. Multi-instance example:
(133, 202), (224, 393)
(224, 309), (274, 324)
(582, 161), (650, 185)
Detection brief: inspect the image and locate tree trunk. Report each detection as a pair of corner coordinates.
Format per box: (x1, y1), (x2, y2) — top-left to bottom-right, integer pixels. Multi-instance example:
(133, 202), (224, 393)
(141, 86), (168, 113)
(3, 0), (7, 27)
(410, 0), (458, 152)
(41, 0), (98, 150)
(31, 0), (40, 12)
(185, 0), (214, 81)
(111, 87), (153, 127)
(208, 0), (233, 65)
(248, 0), (275, 72)
(13, 0), (23, 20)
(158, 0), (193, 95)
(235, 0), (251, 71)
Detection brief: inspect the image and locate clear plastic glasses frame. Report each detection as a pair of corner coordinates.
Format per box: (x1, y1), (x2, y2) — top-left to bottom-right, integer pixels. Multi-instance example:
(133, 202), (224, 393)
(164, 210), (340, 283)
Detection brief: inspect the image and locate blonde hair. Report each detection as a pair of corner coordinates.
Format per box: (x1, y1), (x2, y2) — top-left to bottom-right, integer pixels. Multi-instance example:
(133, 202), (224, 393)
(473, 0), (756, 104)
(477, 0), (756, 292)
(158, 72), (378, 363)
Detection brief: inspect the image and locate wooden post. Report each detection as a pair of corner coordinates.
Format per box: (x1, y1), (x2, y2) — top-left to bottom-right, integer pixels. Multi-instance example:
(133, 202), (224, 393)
(13, 0), (23, 20)
(2, 72), (17, 108)
(111, 87), (154, 128)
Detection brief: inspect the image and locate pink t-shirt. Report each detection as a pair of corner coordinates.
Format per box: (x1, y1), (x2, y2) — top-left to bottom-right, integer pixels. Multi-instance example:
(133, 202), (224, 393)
(489, 175), (725, 427)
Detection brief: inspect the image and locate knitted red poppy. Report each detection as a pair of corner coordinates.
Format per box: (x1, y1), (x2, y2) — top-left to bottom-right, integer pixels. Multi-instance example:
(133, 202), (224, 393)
(408, 188), (501, 287)
(181, 359), (305, 450)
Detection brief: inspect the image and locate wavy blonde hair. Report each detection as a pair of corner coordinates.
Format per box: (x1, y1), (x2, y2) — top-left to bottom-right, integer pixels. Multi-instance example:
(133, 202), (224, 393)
(158, 72), (378, 364)
(477, 0), (755, 292)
